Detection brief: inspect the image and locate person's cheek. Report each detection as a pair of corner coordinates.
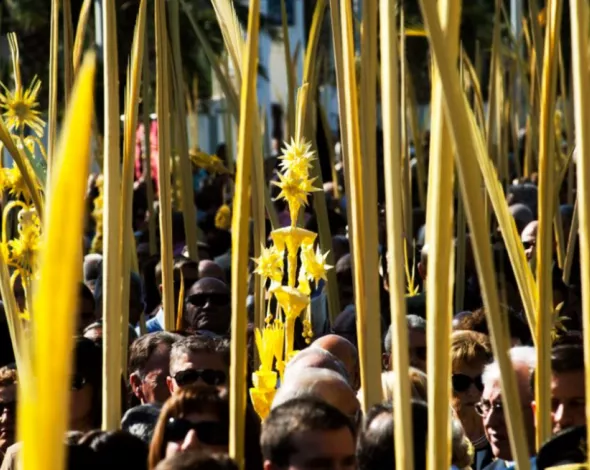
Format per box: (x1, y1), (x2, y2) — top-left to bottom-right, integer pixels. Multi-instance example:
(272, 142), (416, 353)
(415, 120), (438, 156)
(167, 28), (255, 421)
(165, 442), (181, 459)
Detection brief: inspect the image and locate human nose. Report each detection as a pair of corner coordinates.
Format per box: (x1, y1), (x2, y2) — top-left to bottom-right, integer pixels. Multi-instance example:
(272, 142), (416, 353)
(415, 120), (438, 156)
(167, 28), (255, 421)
(180, 429), (200, 452)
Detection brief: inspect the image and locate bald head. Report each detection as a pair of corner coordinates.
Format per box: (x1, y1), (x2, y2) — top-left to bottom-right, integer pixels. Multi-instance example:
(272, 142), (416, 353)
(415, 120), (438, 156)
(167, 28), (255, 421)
(274, 368), (360, 419)
(313, 334), (359, 390)
(198, 260), (226, 282)
(284, 347), (350, 384)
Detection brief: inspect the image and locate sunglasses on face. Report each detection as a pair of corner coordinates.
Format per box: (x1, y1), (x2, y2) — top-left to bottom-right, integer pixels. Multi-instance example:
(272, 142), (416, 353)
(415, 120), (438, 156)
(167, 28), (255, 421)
(187, 293), (230, 308)
(452, 374), (484, 393)
(173, 368), (227, 387)
(165, 417), (229, 446)
(71, 374), (88, 391)
(522, 240), (536, 250)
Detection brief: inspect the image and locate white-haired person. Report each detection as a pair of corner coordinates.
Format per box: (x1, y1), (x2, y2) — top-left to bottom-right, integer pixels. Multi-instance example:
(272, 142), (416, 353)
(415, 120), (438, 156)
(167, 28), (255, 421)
(476, 346), (537, 470)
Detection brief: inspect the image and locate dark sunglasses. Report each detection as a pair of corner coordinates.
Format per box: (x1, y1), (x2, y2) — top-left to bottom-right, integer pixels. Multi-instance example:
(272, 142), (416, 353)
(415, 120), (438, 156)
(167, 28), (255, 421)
(165, 417), (229, 446)
(187, 293), (230, 308)
(72, 374), (88, 391)
(522, 240), (536, 250)
(173, 368), (227, 387)
(452, 374), (484, 393)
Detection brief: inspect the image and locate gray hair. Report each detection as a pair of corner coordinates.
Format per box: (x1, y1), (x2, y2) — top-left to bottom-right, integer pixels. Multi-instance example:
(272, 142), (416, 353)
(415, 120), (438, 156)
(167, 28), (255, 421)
(384, 315), (426, 354)
(273, 368), (351, 410)
(482, 346), (536, 389)
(284, 346), (350, 383)
(169, 336), (229, 376)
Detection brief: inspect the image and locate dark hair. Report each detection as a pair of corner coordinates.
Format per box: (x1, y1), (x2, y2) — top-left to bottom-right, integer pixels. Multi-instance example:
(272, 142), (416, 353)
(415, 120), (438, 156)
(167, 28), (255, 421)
(73, 337), (103, 428)
(551, 344), (584, 374)
(84, 430), (149, 470)
(261, 398), (356, 468)
(154, 451), (238, 470)
(155, 256), (196, 286)
(453, 307), (531, 345)
(530, 345), (585, 394)
(149, 386), (229, 467)
(122, 404), (163, 444)
(169, 336), (230, 376)
(129, 332), (182, 377)
(357, 400), (428, 470)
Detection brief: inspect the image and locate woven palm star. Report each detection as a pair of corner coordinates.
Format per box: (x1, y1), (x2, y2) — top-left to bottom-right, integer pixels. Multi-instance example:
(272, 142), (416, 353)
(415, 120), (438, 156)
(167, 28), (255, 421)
(272, 172), (320, 222)
(300, 244), (332, 283)
(279, 138), (315, 178)
(253, 245), (284, 284)
(0, 34), (45, 137)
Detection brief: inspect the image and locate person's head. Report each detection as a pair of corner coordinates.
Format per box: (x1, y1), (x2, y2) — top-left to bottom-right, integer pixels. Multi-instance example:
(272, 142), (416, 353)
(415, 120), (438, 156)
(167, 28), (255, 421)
(129, 332), (183, 405)
(357, 400), (428, 470)
(0, 366), (17, 453)
(78, 283), (97, 333)
(478, 346), (537, 460)
(183, 278), (231, 335)
(71, 337), (103, 431)
(383, 315), (427, 372)
(521, 220), (539, 261)
(284, 347), (350, 385)
(197, 260), (226, 283)
(83, 254), (103, 293)
(450, 331), (492, 443)
(154, 451), (238, 470)
(122, 404), (163, 444)
(335, 255), (354, 308)
(331, 235), (350, 264)
(94, 272), (147, 326)
(149, 386), (230, 469)
(167, 337), (229, 394)
(380, 368), (428, 403)
(453, 307), (531, 347)
(507, 203), (535, 234)
(451, 331), (492, 413)
(506, 184), (538, 218)
(83, 430), (149, 470)
(261, 398), (357, 470)
(313, 335), (360, 391)
(156, 257), (200, 313)
(273, 368), (360, 426)
(532, 344), (585, 434)
(418, 244), (428, 280)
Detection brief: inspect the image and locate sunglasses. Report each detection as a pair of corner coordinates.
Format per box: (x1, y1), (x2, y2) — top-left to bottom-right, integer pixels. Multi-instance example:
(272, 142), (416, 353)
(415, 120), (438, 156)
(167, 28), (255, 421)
(173, 368), (227, 387)
(187, 293), (230, 308)
(71, 374), (88, 391)
(452, 374), (484, 393)
(165, 417), (228, 446)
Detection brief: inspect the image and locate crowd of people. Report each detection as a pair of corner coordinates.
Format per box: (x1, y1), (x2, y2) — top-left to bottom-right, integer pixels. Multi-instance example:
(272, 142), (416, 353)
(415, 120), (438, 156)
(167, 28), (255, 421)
(0, 133), (587, 470)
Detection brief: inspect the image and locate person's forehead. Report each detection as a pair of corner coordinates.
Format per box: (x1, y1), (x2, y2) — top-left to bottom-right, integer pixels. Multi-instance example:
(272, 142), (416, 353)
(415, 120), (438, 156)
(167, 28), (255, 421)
(173, 351), (225, 371)
(551, 370), (586, 395)
(0, 384), (16, 401)
(190, 280), (228, 295)
(409, 329), (426, 345)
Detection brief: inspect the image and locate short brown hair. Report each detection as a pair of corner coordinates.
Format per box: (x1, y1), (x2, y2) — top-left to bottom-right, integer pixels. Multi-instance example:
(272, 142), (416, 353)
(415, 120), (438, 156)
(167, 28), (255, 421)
(450, 330), (492, 371)
(0, 366), (17, 386)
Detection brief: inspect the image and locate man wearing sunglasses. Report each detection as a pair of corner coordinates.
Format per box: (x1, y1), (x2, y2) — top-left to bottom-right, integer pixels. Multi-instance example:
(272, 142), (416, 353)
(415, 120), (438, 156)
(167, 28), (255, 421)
(183, 278), (231, 336)
(167, 336), (229, 394)
(477, 347), (537, 470)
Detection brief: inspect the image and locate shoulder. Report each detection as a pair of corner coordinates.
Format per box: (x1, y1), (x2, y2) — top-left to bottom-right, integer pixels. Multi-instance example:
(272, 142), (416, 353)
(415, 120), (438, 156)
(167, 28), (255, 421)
(1, 442), (22, 470)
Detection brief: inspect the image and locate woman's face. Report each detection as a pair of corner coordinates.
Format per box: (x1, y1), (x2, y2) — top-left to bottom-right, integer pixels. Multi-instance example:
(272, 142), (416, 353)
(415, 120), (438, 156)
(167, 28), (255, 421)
(452, 362), (486, 440)
(69, 376), (94, 431)
(452, 363), (485, 409)
(164, 411), (228, 459)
